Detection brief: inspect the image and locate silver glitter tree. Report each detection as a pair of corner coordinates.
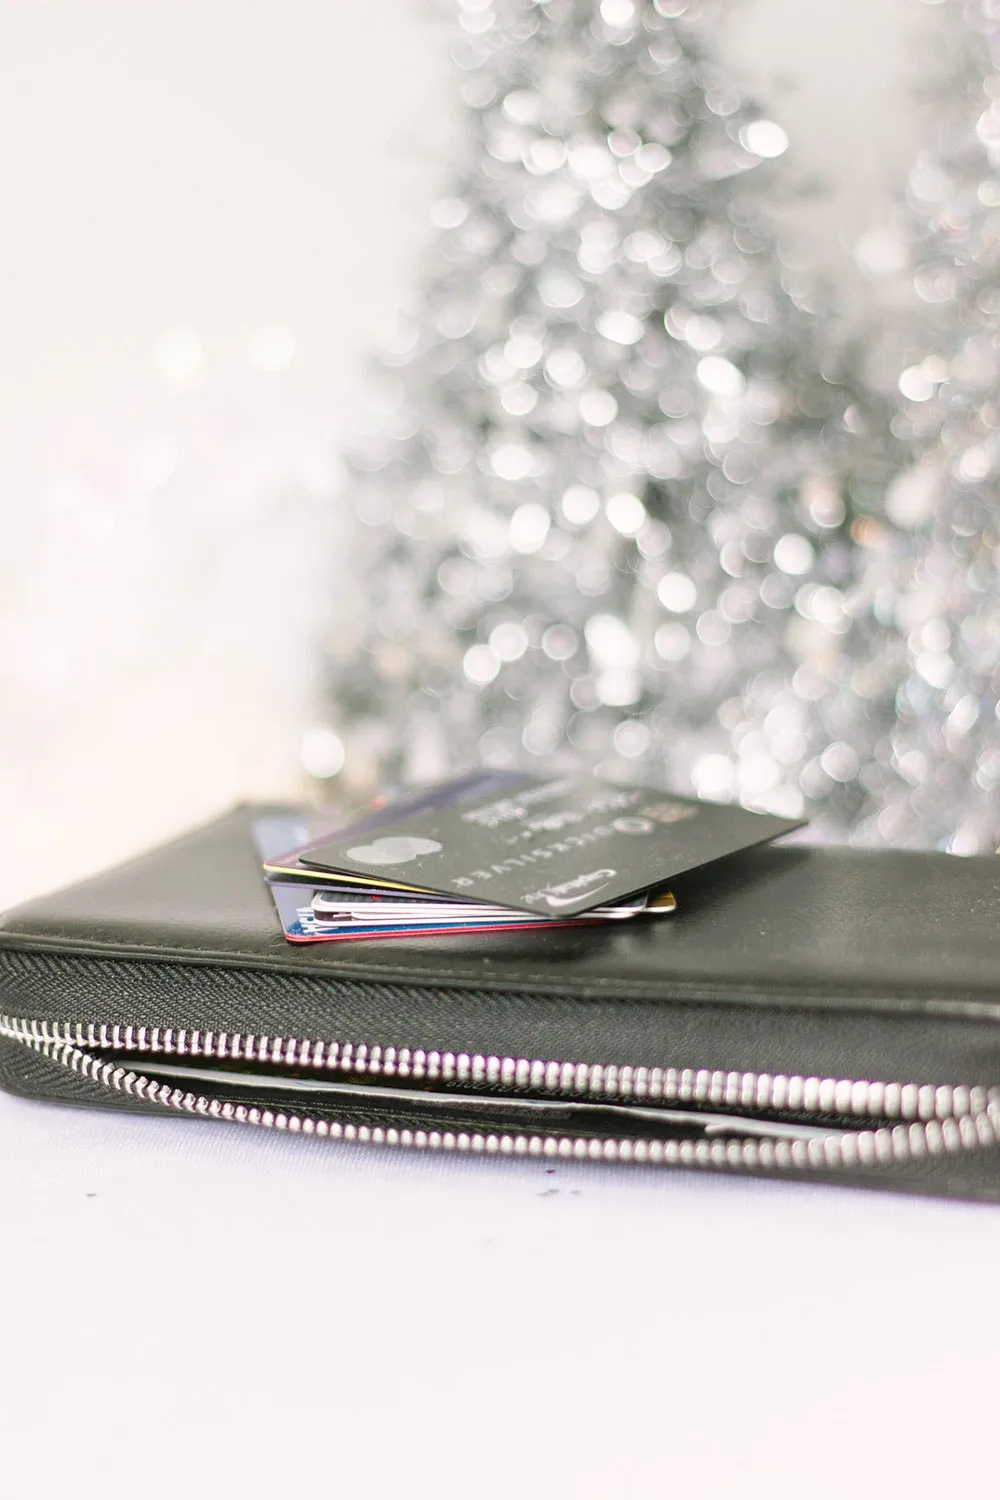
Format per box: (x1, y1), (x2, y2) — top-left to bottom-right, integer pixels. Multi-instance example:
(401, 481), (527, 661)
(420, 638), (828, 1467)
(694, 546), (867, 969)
(846, 0), (1000, 852)
(321, 0), (863, 823)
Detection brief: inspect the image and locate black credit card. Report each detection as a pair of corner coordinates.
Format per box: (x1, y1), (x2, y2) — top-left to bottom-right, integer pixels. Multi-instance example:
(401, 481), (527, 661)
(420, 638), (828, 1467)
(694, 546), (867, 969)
(296, 773), (804, 917)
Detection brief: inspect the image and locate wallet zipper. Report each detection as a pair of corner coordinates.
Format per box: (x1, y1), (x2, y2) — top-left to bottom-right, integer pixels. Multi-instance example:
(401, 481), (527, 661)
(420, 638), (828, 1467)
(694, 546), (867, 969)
(3, 1013), (999, 1173)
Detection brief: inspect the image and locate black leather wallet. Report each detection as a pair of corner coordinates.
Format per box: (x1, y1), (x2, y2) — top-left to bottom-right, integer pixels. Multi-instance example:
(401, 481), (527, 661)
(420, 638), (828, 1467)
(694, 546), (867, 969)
(2, 805), (998, 1201)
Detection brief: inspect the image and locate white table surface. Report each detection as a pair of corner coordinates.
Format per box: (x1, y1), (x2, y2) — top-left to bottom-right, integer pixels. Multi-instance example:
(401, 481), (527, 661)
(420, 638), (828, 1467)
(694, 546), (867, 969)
(2, 1086), (999, 1499)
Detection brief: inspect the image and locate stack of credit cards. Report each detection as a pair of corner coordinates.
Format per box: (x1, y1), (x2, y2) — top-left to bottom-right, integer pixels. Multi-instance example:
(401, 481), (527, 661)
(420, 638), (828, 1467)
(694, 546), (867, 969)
(254, 771), (803, 944)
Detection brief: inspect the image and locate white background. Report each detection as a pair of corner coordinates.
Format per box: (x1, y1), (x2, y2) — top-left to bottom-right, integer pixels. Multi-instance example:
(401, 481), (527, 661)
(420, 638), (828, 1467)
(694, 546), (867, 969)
(0, 0), (947, 911)
(3, 5), (996, 1496)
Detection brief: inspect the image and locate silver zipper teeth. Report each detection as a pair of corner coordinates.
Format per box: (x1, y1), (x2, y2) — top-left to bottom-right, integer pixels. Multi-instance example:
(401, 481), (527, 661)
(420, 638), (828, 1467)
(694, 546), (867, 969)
(2, 1013), (999, 1172)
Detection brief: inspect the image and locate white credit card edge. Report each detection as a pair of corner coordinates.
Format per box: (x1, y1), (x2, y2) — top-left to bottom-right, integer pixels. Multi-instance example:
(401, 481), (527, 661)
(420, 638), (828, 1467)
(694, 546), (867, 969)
(309, 900), (653, 922)
(307, 908), (643, 926)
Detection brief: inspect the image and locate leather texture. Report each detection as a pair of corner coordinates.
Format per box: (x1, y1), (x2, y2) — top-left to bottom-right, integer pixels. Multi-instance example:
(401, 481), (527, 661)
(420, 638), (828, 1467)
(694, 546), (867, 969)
(1, 805), (999, 1201)
(2, 804), (998, 1009)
